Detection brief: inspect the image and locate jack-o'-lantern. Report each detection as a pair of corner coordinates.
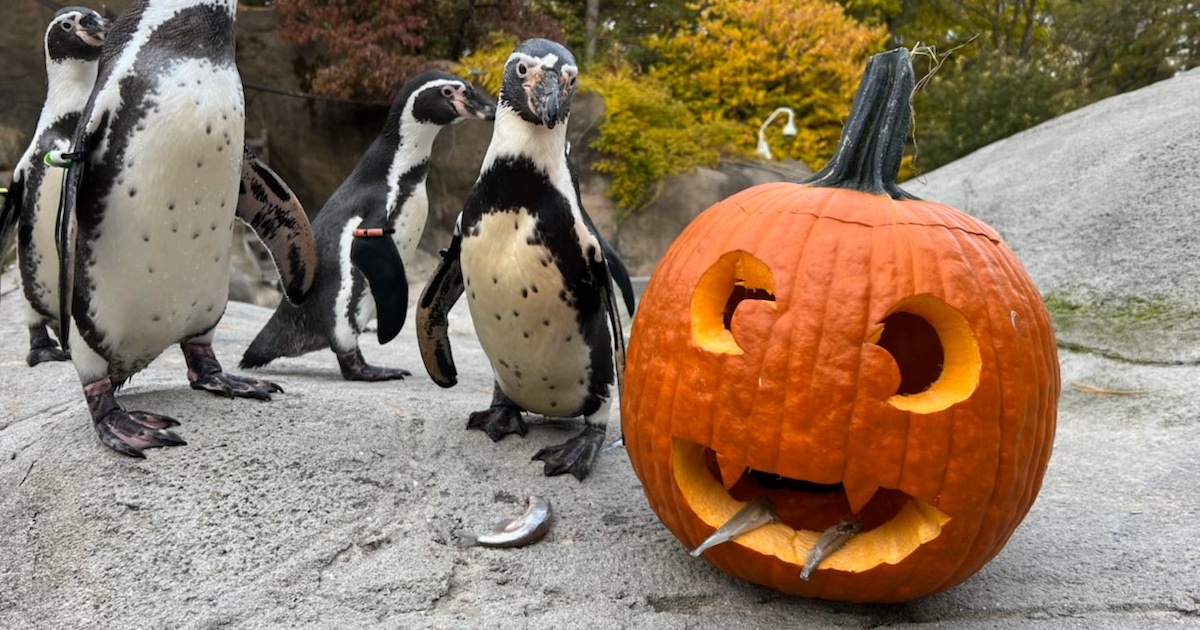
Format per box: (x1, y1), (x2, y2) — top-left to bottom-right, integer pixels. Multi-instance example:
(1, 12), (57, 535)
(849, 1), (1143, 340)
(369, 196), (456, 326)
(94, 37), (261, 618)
(621, 48), (1059, 603)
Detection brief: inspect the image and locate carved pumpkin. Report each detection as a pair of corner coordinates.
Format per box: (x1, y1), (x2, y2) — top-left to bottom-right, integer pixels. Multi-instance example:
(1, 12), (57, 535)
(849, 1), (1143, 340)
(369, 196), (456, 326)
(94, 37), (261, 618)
(621, 49), (1059, 603)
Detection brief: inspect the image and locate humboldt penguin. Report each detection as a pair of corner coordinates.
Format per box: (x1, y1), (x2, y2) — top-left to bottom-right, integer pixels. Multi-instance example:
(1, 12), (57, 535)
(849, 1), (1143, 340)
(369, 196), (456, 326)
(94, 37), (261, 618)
(54, 0), (318, 457)
(416, 39), (635, 480)
(0, 6), (108, 366)
(240, 71), (495, 380)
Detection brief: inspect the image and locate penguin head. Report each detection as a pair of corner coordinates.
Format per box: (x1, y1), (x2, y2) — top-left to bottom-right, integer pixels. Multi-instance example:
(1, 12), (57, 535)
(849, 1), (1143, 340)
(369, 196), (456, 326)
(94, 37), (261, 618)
(383, 71), (497, 138)
(500, 39), (579, 130)
(46, 7), (108, 63)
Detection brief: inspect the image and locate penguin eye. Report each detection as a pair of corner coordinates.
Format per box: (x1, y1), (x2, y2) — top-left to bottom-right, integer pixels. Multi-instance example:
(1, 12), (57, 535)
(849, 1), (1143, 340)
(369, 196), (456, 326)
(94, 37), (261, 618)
(61, 21), (74, 31)
(567, 74), (578, 88)
(516, 62), (528, 78)
(441, 86), (454, 98)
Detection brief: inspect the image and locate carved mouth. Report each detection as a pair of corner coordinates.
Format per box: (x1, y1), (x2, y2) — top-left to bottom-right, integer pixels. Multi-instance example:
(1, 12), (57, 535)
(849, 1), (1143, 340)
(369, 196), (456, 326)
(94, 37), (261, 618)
(675, 439), (950, 575)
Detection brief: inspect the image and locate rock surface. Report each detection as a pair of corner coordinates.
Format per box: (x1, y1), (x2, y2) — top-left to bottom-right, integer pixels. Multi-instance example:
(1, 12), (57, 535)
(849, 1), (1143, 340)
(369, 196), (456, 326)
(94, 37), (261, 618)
(2, 10), (1199, 630)
(903, 67), (1200, 364)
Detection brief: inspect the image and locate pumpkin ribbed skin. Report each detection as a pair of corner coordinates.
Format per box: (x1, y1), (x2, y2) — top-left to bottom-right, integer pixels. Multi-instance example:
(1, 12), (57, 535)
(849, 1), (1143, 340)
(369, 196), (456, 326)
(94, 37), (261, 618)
(622, 182), (1059, 602)
(622, 49), (1059, 603)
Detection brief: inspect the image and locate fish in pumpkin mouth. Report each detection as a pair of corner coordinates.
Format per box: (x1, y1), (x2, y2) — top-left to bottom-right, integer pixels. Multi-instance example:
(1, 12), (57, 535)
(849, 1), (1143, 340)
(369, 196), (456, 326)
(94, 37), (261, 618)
(675, 439), (950, 578)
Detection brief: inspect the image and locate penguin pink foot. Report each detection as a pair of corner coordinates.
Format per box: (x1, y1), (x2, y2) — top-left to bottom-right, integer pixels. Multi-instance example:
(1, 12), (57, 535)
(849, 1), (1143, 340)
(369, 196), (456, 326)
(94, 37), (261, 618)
(532, 424), (605, 481)
(336, 348), (411, 381)
(183, 342), (282, 400)
(85, 378), (185, 458)
(26, 326), (70, 366)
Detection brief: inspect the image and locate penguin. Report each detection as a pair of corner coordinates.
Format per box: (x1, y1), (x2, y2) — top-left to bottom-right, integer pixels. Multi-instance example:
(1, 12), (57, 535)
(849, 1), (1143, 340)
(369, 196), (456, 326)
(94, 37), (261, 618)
(0, 6), (108, 367)
(239, 71), (496, 381)
(53, 0), (319, 457)
(416, 39), (636, 480)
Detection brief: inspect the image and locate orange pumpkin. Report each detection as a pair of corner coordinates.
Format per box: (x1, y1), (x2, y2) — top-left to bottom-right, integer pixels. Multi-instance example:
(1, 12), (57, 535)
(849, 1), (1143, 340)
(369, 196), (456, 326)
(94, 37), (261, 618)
(621, 48), (1059, 602)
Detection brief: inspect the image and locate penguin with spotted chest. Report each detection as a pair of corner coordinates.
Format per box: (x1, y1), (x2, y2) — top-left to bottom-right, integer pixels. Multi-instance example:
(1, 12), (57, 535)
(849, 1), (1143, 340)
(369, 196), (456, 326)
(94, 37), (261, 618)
(417, 39), (635, 480)
(53, 0), (319, 457)
(0, 6), (108, 367)
(239, 71), (495, 381)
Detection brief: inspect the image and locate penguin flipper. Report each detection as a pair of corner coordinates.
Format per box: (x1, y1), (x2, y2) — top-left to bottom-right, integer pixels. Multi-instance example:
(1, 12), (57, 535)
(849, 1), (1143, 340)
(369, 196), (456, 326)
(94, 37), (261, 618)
(54, 144), (88, 351)
(349, 225), (408, 345)
(600, 238), (636, 317)
(415, 232), (464, 388)
(236, 147), (318, 306)
(576, 204), (636, 317)
(0, 177), (23, 267)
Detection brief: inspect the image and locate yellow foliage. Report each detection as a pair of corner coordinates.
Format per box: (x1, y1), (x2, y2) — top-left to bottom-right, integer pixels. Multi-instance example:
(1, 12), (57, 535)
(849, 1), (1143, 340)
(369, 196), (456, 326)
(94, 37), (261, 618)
(648, 0), (887, 168)
(587, 61), (743, 216)
(452, 33), (520, 98)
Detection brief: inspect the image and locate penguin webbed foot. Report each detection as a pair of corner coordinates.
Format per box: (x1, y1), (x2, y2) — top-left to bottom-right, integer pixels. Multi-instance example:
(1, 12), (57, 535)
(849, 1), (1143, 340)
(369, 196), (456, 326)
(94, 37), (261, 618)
(183, 342), (282, 400)
(532, 423), (606, 481)
(467, 405), (528, 442)
(336, 348), (411, 382)
(26, 326), (70, 366)
(26, 345), (70, 366)
(86, 379), (186, 458)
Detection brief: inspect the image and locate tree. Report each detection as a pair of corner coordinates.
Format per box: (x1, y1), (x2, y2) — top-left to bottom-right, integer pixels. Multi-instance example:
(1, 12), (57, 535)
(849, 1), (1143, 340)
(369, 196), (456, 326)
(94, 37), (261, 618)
(275, 0), (562, 99)
(1052, 0), (1200, 98)
(535, 0), (694, 66)
(648, 0), (888, 168)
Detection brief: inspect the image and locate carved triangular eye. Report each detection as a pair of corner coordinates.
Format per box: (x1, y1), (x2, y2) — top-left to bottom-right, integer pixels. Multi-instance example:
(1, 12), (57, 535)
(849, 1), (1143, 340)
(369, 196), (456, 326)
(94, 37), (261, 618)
(870, 296), (981, 413)
(691, 251), (776, 355)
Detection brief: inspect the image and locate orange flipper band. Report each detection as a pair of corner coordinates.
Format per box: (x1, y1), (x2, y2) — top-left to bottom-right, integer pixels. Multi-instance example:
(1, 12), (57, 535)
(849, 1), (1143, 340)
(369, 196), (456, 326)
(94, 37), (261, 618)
(353, 227), (395, 238)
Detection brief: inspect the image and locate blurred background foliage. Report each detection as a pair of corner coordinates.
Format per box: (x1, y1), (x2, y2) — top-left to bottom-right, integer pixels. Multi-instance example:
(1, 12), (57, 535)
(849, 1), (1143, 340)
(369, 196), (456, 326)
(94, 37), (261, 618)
(273, 0), (1200, 214)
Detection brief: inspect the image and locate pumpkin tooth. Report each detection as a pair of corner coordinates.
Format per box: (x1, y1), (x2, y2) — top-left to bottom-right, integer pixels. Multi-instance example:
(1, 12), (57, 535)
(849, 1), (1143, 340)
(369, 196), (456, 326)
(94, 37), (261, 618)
(715, 452), (749, 490)
(690, 496), (778, 557)
(845, 480), (880, 515)
(801, 520), (863, 580)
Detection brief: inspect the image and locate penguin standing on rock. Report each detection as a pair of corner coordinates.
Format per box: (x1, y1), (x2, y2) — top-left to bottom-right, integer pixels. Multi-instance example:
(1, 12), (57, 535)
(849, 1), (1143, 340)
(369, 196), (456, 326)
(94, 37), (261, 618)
(417, 39), (635, 480)
(54, 0), (319, 457)
(240, 71), (495, 381)
(0, 7), (108, 367)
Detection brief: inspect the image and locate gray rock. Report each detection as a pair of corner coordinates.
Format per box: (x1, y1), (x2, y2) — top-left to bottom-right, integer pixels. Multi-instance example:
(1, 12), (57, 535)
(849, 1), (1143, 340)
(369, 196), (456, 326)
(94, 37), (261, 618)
(903, 67), (1200, 364)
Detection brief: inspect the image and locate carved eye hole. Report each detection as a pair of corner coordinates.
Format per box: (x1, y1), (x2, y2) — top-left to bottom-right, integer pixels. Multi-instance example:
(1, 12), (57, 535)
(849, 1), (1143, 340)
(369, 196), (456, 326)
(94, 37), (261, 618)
(870, 296), (981, 413)
(692, 251), (776, 355)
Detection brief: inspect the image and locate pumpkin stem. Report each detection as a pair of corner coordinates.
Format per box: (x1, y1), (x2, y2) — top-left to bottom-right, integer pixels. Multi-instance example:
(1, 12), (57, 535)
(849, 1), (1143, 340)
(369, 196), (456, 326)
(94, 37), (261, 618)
(802, 47), (917, 200)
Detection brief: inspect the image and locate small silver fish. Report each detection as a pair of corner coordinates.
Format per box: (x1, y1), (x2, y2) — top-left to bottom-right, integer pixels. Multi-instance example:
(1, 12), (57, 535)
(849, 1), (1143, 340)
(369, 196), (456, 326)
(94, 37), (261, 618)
(458, 495), (553, 548)
(800, 519), (863, 580)
(690, 496), (779, 557)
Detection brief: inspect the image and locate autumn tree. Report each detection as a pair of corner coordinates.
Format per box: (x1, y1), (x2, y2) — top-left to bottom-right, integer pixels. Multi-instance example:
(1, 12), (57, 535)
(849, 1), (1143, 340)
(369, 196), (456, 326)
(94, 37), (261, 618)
(648, 0), (888, 168)
(275, 0), (561, 99)
(837, 0), (1200, 171)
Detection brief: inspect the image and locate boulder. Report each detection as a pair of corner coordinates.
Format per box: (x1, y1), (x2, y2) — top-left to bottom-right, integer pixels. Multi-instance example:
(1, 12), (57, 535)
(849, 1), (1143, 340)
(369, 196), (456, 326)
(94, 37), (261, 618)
(903, 67), (1200, 363)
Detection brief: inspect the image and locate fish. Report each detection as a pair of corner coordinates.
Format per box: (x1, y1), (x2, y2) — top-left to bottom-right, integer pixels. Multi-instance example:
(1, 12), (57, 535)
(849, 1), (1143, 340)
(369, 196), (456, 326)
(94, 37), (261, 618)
(690, 496), (779, 557)
(458, 495), (553, 548)
(801, 519), (863, 580)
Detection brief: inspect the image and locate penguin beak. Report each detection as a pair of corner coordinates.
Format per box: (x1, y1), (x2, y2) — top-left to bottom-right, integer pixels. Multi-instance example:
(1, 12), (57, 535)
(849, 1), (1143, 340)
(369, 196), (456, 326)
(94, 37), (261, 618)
(528, 69), (564, 129)
(77, 14), (109, 47)
(460, 89), (497, 122)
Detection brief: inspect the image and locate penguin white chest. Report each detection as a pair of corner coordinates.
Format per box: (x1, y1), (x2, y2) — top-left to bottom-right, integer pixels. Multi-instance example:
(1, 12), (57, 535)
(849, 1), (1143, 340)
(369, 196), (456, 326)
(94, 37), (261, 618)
(84, 58), (244, 361)
(461, 210), (594, 416)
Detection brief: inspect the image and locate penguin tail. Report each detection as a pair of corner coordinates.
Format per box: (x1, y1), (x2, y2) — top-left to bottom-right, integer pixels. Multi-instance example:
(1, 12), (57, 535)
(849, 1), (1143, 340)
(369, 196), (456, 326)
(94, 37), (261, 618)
(239, 303), (325, 369)
(239, 335), (280, 369)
